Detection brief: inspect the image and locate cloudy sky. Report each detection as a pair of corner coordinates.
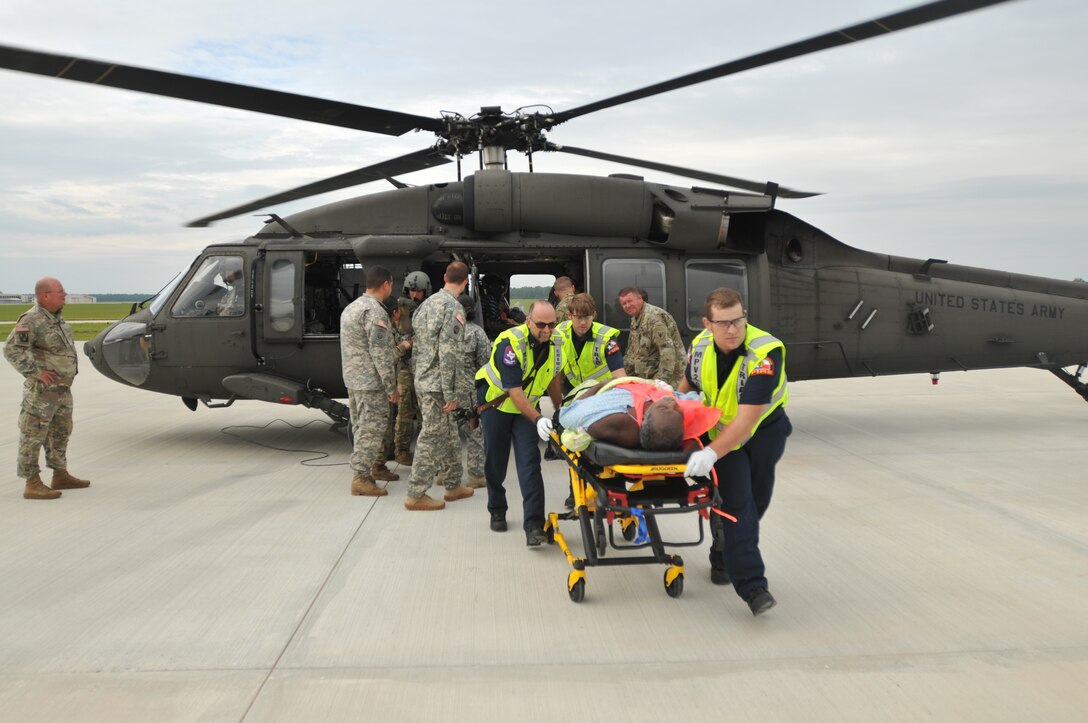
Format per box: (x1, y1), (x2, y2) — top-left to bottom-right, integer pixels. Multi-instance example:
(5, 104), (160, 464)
(1, 0), (1085, 294)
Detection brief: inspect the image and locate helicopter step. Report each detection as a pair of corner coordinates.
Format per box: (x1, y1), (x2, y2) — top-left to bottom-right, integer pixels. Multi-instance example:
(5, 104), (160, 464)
(222, 373), (351, 423)
(1047, 363), (1088, 403)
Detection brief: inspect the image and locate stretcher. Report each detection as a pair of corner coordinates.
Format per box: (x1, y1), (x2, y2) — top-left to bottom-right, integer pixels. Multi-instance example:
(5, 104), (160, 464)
(544, 431), (729, 603)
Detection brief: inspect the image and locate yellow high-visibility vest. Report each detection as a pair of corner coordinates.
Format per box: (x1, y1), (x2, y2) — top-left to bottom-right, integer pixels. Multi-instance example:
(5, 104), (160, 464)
(476, 324), (564, 414)
(554, 320), (620, 387)
(688, 322), (788, 448)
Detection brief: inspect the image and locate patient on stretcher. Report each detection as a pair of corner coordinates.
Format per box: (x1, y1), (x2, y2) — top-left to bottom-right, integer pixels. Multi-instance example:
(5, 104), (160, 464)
(557, 377), (720, 453)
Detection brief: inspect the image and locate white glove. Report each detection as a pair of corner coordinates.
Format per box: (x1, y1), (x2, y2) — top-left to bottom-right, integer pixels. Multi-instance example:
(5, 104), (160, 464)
(536, 416), (554, 441)
(685, 447), (719, 477)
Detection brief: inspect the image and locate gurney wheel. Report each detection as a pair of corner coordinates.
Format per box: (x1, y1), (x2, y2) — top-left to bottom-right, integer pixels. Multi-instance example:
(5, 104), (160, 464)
(621, 518), (638, 542)
(664, 570), (684, 598)
(569, 578), (586, 603)
(595, 527), (607, 557)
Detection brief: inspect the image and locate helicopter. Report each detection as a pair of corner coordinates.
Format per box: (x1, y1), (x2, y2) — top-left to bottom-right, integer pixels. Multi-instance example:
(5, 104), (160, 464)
(1, 0), (1086, 427)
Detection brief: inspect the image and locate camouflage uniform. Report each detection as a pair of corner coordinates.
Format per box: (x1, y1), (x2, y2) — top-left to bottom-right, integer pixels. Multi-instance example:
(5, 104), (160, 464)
(406, 289), (465, 497)
(340, 294), (397, 476)
(216, 282), (243, 316)
(626, 302), (686, 388)
(394, 296), (420, 454)
(459, 321), (491, 478)
(381, 302), (412, 459)
(4, 305), (79, 479)
(554, 292), (575, 322)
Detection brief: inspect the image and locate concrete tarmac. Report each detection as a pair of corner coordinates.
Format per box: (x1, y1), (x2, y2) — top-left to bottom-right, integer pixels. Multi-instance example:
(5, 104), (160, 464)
(1, 354), (1085, 722)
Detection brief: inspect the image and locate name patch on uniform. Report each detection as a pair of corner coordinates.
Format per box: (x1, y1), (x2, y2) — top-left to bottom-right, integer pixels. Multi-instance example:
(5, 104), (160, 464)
(605, 340), (620, 356)
(750, 357), (775, 376)
(502, 346), (518, 367)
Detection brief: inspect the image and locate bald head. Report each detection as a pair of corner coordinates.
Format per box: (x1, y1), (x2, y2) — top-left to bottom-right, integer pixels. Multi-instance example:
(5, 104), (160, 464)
(35, 277), (67, 313)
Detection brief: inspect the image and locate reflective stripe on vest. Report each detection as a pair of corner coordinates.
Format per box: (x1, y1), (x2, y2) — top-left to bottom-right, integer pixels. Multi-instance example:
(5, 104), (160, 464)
(689, 323), (788, 448)
(555, 321), (619, 386)
(475, 324), (563, 413)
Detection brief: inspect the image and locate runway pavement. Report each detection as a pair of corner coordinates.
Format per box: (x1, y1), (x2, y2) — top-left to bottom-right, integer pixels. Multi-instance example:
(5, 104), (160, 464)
(1, 354), (1085, 722)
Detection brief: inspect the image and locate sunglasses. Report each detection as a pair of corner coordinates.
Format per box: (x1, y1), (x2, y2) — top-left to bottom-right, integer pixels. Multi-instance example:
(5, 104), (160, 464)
(531, 320), (558, 330)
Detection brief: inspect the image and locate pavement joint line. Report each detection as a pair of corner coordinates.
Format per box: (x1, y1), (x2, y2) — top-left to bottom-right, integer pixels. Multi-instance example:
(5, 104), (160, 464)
(237, 493), (381, 723)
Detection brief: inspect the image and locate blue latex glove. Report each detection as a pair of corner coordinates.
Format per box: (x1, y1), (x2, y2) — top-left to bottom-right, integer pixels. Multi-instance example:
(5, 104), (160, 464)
(685, 447), (718, 477)
(536, 416), (554, 441)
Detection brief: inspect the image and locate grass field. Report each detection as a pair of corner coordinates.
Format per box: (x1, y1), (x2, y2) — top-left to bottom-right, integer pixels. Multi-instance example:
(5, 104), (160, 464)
(0, 303), (130, 342)
(0, 302), (136, 322)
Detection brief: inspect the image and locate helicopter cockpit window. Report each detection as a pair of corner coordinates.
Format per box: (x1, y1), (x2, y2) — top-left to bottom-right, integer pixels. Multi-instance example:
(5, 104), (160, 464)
(148, 271), (184, 317)
(600, 259), (666, 329)
(171, 256), (245, 318)
(684, 260), (748, 329)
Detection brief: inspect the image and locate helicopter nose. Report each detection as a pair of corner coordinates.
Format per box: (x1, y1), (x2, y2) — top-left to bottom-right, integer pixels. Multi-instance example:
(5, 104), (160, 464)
(86, 321), (152, 386)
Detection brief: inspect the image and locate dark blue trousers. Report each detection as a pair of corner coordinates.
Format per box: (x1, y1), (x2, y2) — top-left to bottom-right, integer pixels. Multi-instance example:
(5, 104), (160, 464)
(708, 413), (792, 600)
(478, 386), (546, 530)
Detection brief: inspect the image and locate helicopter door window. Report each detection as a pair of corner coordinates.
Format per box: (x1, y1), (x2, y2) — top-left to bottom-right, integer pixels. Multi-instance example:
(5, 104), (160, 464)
(171, 256), (245, 318)
(269, 258), (297, 332)
(684, 260), (748, 329)
(600, 258), (666, 329)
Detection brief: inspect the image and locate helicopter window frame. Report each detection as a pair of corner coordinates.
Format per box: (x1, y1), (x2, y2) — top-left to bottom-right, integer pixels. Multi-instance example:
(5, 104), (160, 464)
(169, 255), (246, 319)
(148, 271), (184, 317)
(268, 257), (298, 334)
(683, 259), (749, 330)
(600, 258), (666, 330)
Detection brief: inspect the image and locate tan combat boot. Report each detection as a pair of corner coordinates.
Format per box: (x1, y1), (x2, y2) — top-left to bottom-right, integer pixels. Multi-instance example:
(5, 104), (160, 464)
(351, 475), (388, 497)
(466, 474), (487, 489)
(394, 449), (414, 466)
(444, 485), (474, 502)
(24, 474), (61, 500)
(371, 463), (400, 482)
(51, 469), (90, 490)
(404, 494), (445, 511)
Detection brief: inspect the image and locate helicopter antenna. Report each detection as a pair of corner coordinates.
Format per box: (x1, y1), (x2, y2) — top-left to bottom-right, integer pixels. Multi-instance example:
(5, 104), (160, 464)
(260, 214), (304, 238)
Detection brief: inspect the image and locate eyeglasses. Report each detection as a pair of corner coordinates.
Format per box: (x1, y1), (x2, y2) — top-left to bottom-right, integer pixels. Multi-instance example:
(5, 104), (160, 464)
(531, 320), (557, 330)
(570, 314), (593, 322)
(707, 315), (747, 330)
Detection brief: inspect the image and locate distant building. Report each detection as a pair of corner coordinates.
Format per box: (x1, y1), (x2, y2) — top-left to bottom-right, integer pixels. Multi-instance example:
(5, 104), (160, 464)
(0, 291), (96, 304)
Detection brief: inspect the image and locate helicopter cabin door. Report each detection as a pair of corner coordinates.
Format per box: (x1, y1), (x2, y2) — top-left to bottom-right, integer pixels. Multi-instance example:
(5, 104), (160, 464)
(259, 250), (304, 344)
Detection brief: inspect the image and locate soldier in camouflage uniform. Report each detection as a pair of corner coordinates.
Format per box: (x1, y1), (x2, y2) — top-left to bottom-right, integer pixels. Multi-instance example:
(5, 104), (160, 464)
(618, 286), (686, 388)
(393, 272), (429, 464)
(373, 297), (413, 482)
(340, 266), (399, 497)
(457, 294), (491, 489)
(552, 276), (576, 322)
(3, 277), (90, 500)
(403, 261), (472, 511)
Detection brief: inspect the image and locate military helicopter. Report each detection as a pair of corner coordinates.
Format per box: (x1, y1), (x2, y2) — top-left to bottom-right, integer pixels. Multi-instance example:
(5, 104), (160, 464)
(2, 0), (1086, 427)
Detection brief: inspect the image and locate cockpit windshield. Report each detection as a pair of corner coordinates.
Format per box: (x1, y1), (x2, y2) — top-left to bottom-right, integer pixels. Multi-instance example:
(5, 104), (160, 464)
(148, 271), (185, 317)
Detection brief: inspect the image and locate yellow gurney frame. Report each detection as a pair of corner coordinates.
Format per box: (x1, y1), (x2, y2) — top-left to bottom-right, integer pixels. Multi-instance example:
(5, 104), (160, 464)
(544, 433), (724, 603)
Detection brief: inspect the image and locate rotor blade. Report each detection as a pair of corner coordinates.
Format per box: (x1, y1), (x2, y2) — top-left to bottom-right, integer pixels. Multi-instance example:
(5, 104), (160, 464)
(0, 44), (444, 136)
(552, 0), (1017, 124)
(186, 148), (451, 227)
(548, 144), (820, 199)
